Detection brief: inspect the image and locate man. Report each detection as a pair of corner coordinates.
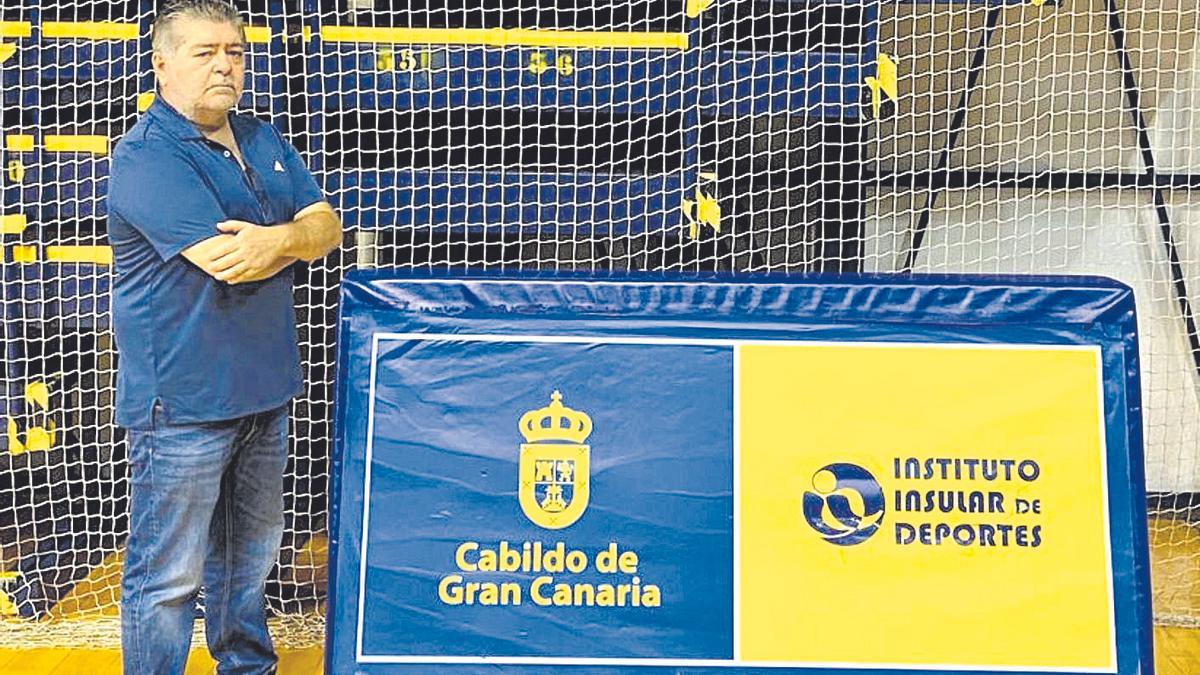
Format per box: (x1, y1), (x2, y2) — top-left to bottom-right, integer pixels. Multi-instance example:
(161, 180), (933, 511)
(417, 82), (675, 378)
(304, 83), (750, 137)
(106, 1), (340, 672)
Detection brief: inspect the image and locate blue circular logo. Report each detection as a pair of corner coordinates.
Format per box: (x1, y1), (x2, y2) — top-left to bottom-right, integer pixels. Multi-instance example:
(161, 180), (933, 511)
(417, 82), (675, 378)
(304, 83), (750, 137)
(802, 463), (885, 546)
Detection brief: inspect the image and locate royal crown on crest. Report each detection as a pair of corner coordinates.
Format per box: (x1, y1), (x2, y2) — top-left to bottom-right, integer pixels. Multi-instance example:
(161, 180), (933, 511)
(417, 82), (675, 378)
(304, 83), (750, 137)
(519, 390), (592, 444)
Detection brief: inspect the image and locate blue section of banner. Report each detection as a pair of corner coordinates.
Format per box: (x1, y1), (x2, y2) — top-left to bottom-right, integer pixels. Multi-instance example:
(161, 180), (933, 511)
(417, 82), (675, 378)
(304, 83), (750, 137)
(358, 338), (734, 658)
(328, 272), (1152, 675)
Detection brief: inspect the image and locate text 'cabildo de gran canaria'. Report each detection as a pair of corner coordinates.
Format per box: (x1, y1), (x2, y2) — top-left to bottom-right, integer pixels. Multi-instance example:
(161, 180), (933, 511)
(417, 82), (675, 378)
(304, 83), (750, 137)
(437, 541), (663, 608)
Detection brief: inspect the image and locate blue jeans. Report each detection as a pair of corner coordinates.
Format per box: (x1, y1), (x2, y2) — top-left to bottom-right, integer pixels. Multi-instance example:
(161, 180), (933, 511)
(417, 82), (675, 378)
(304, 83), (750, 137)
(121, 404), (288, 675)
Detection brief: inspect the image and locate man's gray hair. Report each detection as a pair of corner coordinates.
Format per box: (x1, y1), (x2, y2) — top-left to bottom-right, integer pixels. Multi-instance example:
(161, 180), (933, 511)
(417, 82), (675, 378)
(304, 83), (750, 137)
(151, 0), (245, 54)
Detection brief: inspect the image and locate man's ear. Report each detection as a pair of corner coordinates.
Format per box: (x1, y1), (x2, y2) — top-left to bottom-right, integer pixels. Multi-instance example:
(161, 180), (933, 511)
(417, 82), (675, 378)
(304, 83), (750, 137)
(151, 51), (167, 83)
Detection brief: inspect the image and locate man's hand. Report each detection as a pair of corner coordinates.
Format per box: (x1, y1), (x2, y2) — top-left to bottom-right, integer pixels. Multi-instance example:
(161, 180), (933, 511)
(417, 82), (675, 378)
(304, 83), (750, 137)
(181, 221), (293, 285)
(226, 253), (298, 284)
(211, 219), (290, 283)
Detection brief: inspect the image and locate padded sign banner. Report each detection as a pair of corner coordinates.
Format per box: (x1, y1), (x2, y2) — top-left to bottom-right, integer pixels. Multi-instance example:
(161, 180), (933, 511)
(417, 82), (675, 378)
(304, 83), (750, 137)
(329, 273), (1152, 675)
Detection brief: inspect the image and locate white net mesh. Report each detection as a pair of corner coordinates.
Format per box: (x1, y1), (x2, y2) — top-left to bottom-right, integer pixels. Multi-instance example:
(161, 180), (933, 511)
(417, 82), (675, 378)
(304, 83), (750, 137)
(0, 0), (1197, 648)
(867, 0), (1200, 626)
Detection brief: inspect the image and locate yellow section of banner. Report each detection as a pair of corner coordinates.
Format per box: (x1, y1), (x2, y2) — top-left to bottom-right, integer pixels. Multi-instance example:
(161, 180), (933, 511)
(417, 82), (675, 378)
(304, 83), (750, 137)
(738, 343), (1113, 670)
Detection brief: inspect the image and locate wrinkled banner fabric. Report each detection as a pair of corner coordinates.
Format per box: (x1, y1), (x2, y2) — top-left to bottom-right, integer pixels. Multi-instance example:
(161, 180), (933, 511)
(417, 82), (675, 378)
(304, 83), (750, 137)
(328, 272), (1151, 675)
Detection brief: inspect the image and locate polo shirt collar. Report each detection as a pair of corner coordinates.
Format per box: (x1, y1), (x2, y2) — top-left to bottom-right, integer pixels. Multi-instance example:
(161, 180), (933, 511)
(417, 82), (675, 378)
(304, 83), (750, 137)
(147, 97), (234, 141)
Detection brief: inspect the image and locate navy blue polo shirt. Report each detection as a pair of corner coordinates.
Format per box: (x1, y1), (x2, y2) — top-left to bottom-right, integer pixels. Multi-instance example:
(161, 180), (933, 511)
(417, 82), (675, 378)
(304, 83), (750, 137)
(106, 99), (324, 428)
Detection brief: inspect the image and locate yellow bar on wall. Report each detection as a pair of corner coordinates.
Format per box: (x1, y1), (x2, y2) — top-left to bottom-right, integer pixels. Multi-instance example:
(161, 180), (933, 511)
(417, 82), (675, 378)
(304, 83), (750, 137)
(321, 26), (477, 45)
(511, 29), (687, 50)
(244, 26), (271, 44)
(0, 214), (27, 235)
(686, 0), (716, 18)
(45, 135), (109, 155)
(11, 245), (38, 264)
(4, 135), (34, 152)
(42, 21), (139, 40)
(45, 246), (113, 265)
(137, 91), (156, 112)
(0, 21), (33, 39)
(319, 25), (688, 50)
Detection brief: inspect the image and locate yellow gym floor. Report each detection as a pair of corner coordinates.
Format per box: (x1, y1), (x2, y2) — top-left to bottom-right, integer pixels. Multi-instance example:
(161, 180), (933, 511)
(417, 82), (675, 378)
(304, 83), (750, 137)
(0, 631), (1195, 674)
(1, 515), (1198, 674)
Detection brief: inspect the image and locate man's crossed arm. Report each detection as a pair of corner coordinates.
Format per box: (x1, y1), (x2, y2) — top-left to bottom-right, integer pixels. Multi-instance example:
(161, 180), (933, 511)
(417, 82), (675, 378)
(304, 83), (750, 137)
(182, 201), (342, 284)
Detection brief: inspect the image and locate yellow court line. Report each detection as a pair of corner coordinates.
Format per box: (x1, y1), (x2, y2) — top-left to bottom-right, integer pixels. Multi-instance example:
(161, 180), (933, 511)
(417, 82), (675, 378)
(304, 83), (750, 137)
(44, 135), (109, 155)
(4, 134), (34, 152)
(46, 246), (113, 265)
(319, 26), (688, 50)
(50, 650), (123, 674)
(0, 22), (32, 39)
(0, 215), (27, 235)
(2, 648), (72, 674)
(42, 21), (139, 41)
(0, 635), (1195, 675)
(0, 648), (325, 674)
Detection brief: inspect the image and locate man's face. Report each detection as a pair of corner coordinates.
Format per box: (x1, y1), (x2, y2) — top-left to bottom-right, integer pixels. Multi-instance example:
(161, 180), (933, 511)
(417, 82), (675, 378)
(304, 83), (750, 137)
(153, 17), (245, 118)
